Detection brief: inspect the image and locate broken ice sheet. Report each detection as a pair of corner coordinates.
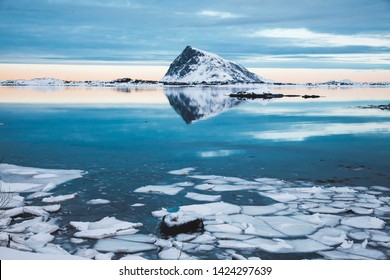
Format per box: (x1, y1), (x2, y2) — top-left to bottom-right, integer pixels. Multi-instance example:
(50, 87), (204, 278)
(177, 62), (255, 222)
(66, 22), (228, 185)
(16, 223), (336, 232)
(87, 199), (110, 205)
(42, 193), (77, 203)
(70, 216), (142, 239)
(95, 239), (157, 253)
(185, 192), (221, 202)
(134, 184), (184, 195)
(0, 163), (84, 189)
(168, 167), (196, 175)
(341, 216), (385, 229)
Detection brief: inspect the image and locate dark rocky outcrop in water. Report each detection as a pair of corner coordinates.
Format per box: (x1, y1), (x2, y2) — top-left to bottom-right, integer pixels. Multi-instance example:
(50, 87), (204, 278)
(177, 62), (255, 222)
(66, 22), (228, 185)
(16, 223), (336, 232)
(160, 213), (204, 236)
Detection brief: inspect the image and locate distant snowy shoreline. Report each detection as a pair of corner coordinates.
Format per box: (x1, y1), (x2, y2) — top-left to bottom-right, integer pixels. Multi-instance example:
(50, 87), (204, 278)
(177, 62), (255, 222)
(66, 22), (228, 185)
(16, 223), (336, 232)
(0, 78), (389, 88)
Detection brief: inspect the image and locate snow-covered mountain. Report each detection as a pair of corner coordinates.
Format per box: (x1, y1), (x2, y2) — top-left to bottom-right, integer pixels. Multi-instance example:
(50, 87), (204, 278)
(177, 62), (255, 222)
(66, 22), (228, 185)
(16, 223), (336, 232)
(161, 46), (265, 85)
(164, 87), (241, 123)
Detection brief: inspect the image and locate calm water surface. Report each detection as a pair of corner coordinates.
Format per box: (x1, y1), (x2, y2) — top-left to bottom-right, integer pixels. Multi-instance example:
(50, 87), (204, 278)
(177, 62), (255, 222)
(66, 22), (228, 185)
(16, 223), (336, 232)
(0, 85), (389, 259)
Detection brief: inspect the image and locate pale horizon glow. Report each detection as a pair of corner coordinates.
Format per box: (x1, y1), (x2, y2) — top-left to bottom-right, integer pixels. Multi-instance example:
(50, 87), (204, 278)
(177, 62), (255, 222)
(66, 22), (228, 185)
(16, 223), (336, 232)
(1, 64), (389, 83)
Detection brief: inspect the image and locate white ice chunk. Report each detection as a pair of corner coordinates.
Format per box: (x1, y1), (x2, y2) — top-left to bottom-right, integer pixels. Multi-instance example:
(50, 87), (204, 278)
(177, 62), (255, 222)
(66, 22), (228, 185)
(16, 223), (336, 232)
(26, 192), (52, 200)
(10, 241), (34, 252)
(349, 207), (373, 215)
(41, 183), (57, 192)
(71, 216), (142, 239)
(0, 246), (85, 260)
(0, 217), (11, 229)
(95, 252), (114, 260)
(371, 186), (389, 191)
(205, 224), (242, 234)
(4, 206), (49, 218)
(241, 203), (287, 216)
(329, 187), (357, 193)
(75, 248), (99, 259)
(190, 232), (216, 244)
(176, 182), (195, 187)
(212, 232), (255, 241)
(0, 181), (42, 193)
(1, 195), (24, 209)
(33, 173), (58, 179)
(245, 237), (293, 253)
(185, 192), (221, 202)
(114, 234), (157, 244)
(320, 244), (386, 260)
(287, 239), (332, 253)
(217, 240), (258, 250)
(3, 207), (24, 218)
(131, 203), (145, 207)
(87, 199), (110, 205)
(42, 193), (77, 203)
(23, 206), (49, 216)
(120, 254), (147, 260)
(341, 216), (385, 229)
(348, 231), (370, 241)
(226, 214), (286, 238)
(309, 206), (347, 214)
(173, 241), (198, 251)
(319, 250), (370, 260)
(369, 230), (390, 242)
(134, 184), (184, 195)
(168, 167), (196, 175)
(95, 238), (156, 253)
(24, 233), (54, 250)
(43, 204), (61, 213)
(70, 238), (85, 244)
(154, 238), (173, 248)
(257, 216), (318, 237)
(158, 247), (193, 260)
(175, 234), (196, 242)
(195, 244), (215, 251)
(152, 208), (169, 218)
(28, 222), (59, 234)
(179, 202), (241, 218)
(35, 244), (70, 255)
(259, 192), (298, 202)
(339, 240), (354, 249)
(308, 227), (347, 246)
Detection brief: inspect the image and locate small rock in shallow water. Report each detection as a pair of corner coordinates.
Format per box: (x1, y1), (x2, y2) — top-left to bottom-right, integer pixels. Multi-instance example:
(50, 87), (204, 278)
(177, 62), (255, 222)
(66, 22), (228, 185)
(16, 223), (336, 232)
(160, 213), (204, 236)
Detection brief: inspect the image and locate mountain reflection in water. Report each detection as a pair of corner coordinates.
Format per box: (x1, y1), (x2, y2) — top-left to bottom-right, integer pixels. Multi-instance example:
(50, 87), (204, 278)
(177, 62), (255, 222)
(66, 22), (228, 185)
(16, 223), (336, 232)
(164, 87), (241, 124)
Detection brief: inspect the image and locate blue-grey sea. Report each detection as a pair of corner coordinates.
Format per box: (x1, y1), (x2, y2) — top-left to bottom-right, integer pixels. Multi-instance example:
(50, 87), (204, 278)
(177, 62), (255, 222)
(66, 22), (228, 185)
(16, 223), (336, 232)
(0, 86), (389, 259)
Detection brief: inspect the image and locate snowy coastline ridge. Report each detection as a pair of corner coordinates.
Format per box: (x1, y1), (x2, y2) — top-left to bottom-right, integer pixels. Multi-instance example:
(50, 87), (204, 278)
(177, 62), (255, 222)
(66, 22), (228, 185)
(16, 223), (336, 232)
(1, 163), (389, 260)
(0, 47), (389, 87)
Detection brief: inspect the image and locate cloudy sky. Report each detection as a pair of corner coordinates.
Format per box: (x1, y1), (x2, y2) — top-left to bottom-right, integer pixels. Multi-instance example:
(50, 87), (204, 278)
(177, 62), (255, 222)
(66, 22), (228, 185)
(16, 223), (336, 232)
(0, 0), (389, 80)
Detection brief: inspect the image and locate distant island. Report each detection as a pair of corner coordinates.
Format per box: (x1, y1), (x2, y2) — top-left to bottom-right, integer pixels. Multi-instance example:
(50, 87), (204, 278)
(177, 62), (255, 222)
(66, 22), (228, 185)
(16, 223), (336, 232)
(1, 46), (389, 87)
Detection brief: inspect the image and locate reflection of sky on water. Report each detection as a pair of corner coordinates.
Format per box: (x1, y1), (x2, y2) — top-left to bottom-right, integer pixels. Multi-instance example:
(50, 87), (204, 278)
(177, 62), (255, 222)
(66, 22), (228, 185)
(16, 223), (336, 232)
(239, 105), (390, 118)
(248, 122), (390, 141)
(198, 150), (244, 158)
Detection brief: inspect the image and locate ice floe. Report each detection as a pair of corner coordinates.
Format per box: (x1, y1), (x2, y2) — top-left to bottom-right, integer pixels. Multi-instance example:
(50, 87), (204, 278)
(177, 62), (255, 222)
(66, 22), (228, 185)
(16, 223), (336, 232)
(179, 202), (241, 217)
(87, 199), (110, 205)
(168, 167), (196, 175)
(241, 203), (287, 216)
(70, 216), (143, 239)
(2, 162), (389, 260)
(0, 163), (83, 191)
(185, 192), (221, 202)
(95, 239), (156, 253)
(145, 169), (390, 259)
(42, 193), (77, 203)
(134, 184), (184, 195)
(341, 216), (385, 229)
